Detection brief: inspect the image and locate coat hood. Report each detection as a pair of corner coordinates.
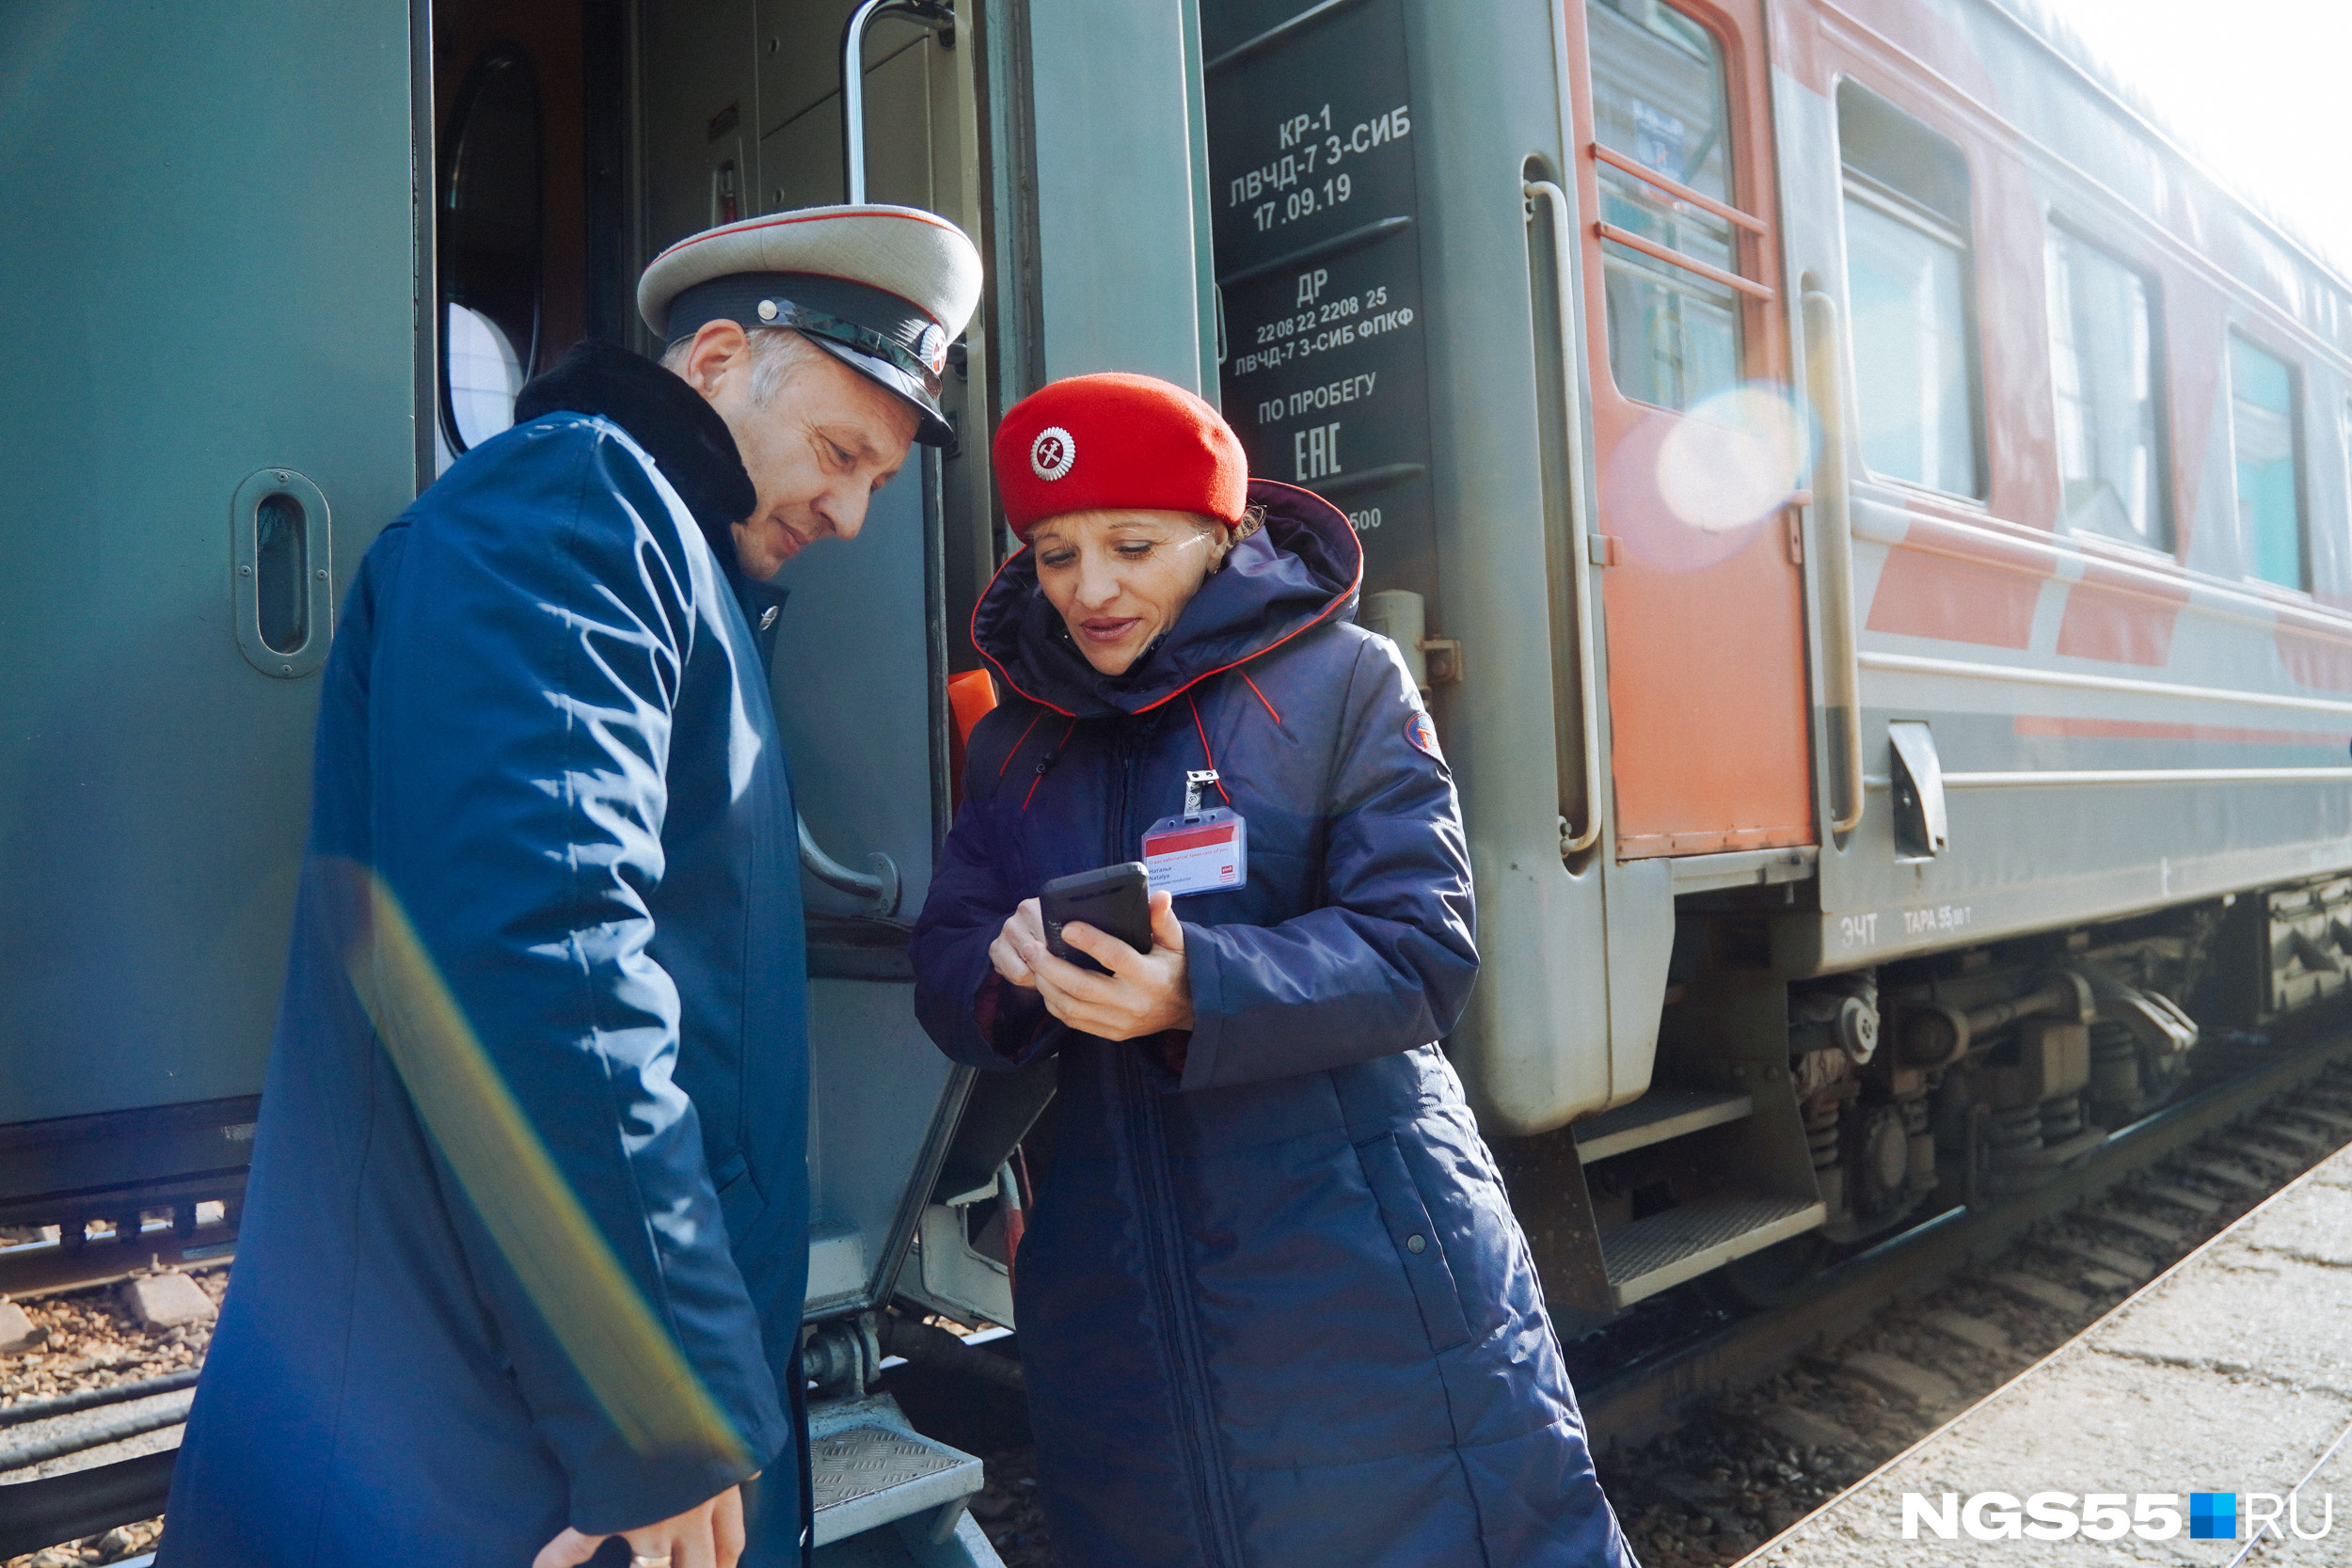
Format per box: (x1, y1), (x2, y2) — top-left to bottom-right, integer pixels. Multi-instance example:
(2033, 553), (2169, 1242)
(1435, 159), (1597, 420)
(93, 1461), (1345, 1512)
(971, 479), (1362, 718)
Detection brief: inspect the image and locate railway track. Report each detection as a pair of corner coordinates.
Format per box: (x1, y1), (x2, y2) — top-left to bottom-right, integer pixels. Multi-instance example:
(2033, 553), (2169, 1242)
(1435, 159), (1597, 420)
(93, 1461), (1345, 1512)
(1582, 1012), (2352, 1567)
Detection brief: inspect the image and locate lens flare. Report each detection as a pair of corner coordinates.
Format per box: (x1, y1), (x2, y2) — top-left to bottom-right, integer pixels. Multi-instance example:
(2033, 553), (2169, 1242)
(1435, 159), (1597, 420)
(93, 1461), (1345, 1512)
(1654, 384), (1811, 534)
(332, 859), (753, 1470)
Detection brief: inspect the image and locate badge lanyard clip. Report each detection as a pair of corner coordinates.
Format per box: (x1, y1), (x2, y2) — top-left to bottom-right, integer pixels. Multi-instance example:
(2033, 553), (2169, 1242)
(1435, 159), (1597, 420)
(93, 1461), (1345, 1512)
(1184, 769), (1218, 817)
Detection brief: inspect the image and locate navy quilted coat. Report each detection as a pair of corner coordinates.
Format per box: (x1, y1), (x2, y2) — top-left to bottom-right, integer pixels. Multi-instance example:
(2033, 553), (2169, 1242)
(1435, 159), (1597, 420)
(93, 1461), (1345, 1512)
(164, 346), (806, 1565)
(911, 482), (1635, 1567)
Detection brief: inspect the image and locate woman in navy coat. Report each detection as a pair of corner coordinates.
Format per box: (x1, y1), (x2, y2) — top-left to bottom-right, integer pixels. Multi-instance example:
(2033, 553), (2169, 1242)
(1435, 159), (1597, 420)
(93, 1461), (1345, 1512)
(911, 374), (1635, 1568)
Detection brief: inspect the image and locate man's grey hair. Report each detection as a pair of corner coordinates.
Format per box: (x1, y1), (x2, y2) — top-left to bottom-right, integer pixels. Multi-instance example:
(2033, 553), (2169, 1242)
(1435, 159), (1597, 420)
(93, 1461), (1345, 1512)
(660, 325), (822, 404)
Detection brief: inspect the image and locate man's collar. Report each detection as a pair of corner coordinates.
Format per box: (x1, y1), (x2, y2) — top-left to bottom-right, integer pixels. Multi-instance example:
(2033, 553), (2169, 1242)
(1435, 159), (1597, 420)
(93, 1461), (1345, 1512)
(513, 340), (756, 566)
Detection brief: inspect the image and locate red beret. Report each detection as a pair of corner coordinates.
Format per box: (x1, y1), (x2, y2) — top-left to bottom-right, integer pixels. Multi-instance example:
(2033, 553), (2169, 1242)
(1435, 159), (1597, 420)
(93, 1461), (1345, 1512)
(993, 372), (1249, 540)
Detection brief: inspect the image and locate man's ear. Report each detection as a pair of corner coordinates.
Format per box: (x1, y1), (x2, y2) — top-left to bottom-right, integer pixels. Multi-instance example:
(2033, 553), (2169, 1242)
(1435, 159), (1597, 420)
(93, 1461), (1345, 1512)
(679, 320), (751, 401)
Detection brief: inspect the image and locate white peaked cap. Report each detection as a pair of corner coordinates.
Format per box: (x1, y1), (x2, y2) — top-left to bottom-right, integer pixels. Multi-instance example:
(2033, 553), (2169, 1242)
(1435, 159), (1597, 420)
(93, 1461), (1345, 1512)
(637, 204), (982, 344)
(636, 205), (983, 446)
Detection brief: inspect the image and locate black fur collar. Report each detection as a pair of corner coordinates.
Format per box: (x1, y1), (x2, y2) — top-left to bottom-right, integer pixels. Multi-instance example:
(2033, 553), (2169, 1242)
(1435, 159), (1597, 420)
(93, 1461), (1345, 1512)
(514, 340), (756, 561)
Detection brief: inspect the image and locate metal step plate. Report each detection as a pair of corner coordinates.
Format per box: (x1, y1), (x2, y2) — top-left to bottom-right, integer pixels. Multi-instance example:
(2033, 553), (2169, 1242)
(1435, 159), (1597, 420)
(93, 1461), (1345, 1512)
(1601, 1193), (1825, 1308)
(1572, 1089), (1755, 1164)
(810, 1394), (985, 1549)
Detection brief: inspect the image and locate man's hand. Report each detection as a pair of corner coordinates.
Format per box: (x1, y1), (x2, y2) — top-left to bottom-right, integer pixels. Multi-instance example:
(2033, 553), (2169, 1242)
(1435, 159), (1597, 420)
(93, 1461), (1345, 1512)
(533, 1484), (746, 1568)
(990, 898), (1049, 990)
(1021, 891), (1194, 1041)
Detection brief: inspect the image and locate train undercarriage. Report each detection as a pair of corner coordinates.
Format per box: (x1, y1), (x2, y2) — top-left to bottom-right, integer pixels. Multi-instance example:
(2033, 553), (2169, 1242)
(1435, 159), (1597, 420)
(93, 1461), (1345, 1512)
(1496, 869), (2352, 1328)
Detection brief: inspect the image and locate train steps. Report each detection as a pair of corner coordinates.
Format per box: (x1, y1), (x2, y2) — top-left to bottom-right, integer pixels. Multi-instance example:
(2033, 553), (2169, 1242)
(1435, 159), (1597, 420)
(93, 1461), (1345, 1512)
(809, 1393), (1002, 1567)
(1573, 1090), (1827, 1309)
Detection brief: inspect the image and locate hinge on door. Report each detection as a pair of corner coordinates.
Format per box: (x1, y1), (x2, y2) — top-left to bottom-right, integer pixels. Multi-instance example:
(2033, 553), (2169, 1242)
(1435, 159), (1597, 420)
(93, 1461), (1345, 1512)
(1786, 511), (1805, 564)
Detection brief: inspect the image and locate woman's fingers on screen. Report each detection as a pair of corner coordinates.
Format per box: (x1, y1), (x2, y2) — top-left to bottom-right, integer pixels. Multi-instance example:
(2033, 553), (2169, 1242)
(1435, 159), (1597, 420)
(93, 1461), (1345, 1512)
(1057, 921), (1129, 972)
(1010, 898), (1046, 942)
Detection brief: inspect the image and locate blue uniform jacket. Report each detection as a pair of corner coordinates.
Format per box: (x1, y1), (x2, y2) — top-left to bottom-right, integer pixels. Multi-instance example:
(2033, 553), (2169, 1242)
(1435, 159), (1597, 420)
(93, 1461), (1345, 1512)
(164, 344), (807, 1565)
(911, 482), (1635, 1567)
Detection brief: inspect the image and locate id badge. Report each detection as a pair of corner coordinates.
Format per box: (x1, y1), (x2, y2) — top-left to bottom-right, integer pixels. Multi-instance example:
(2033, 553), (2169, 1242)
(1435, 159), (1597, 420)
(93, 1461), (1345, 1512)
(1141, 769), (1248, 896)
(1141, 807), (1248, 896)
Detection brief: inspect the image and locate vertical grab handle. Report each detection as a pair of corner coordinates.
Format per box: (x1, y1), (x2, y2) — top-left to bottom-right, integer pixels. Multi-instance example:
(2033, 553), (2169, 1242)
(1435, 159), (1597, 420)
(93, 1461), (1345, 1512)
(1524, 180), (1606, 856)
(1802, 288), (1866, 835)
(230, 467), (334, 679)
(840, 0), (954, 204)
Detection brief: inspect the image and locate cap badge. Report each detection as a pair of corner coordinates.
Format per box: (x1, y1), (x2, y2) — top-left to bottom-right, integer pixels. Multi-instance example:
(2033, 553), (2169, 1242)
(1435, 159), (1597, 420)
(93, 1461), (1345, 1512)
(756, 298), (780, 322)
(918, 323), (948, 375)
(1030, 425), (1076, 482)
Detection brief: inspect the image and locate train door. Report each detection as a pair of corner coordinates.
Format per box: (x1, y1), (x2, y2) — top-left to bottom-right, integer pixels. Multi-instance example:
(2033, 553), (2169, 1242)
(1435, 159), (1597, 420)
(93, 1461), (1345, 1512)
(618, 0), (995, 1341)
(1565, 0), (1815, 858)
(0, 4), (420, 1208)
(630, 0), (1219, 1341)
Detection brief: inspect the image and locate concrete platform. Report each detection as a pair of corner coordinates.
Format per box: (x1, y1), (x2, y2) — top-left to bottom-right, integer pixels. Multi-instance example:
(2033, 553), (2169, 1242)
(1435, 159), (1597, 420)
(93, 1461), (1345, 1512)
(1743, 1145), (2352, 1564)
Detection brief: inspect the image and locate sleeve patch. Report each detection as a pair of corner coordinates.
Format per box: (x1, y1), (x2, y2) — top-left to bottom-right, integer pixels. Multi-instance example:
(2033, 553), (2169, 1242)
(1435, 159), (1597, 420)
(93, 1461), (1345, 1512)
(1405, 711), (1442, 761)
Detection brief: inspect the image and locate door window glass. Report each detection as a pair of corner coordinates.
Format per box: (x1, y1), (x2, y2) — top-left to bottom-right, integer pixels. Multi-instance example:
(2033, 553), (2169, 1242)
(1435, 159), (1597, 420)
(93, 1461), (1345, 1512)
(1585, 0), (1742, 411)
(1839, 85), (1981, 497)
(2229, 335), (2305, 589)
(446, 303), (526, 451)
(437, 45), (543, 457)
(2045, 228), (2166, 546)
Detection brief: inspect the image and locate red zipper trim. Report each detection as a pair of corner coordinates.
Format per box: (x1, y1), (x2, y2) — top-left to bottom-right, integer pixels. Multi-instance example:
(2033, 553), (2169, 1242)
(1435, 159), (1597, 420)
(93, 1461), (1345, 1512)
(1022, 718), (1078, 811)
(997, 709), (1045, 780)
(1186, 695), (1233, 806)
(1240, 673), (1281, 725)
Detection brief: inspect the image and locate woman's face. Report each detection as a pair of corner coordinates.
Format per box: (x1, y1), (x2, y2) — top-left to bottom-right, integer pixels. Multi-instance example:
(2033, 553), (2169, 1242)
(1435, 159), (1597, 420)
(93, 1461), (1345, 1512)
(1030, 509), (1232, 675)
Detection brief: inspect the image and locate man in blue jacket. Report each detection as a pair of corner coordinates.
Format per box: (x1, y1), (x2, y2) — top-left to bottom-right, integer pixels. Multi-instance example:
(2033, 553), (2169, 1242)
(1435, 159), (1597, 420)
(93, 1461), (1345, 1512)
(162, 206), (979, 1568)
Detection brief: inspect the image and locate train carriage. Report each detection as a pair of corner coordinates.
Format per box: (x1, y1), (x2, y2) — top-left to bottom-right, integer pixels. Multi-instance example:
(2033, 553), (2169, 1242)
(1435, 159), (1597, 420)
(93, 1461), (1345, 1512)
(3, 0), (2350, 1556)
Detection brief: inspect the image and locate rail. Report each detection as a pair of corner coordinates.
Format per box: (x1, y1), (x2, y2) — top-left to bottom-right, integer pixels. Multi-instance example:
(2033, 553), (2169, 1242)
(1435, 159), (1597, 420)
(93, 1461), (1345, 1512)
(1802, 287), (1866, 835)
(1592, 221), (1776, 301)
(840, 0), (954, 204)
(1587, 141), (1769, 235)
(1526, 179), (1606, 856)
(800, 814), (900, 917)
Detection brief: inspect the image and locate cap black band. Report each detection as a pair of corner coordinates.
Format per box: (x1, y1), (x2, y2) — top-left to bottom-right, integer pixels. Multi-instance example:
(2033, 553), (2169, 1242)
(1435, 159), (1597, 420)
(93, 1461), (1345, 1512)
(663, 272), (954, 443)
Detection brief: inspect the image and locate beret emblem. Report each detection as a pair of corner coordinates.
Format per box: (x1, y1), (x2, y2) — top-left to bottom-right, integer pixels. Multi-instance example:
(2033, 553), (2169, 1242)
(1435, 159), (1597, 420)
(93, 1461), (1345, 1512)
(1030, 425), (1076, 482)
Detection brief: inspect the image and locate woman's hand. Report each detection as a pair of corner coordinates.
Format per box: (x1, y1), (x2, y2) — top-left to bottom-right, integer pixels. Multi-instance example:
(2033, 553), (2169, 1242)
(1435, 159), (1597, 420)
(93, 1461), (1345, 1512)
(533, 1483), (746, 1568)
(991, 899), (1049, 990)
(1021, 891), (1194, 1041)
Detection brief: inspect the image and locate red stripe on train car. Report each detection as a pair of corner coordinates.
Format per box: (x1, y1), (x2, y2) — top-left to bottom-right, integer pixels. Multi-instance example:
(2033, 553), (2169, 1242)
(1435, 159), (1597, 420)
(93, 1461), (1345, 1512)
(1865, 509), (2049, 650)
(2054, 554), (2189, 667)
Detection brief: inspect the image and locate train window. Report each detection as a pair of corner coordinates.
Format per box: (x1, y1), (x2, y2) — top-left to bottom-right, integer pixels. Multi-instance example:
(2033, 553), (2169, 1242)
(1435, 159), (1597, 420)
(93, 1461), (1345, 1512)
(1584, 0), (1742, 411)
(2044, 227), (2167, 547)
(2228, 334), (2306, 589)
(1836, 84), (1982, 498)
(446, 303), (528, 450)
(437, 44), (543, 457)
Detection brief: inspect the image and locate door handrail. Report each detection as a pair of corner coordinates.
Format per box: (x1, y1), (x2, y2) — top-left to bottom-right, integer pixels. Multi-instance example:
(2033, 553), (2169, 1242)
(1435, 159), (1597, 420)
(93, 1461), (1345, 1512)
(1593, 221), (1775, 301)
(840, 0), (954, 204)
(801, 812), (901, 917)
(1802, 287), (1866, 835)
(1588, 141), (1767, 235)
(1526, 179), (1606, 857)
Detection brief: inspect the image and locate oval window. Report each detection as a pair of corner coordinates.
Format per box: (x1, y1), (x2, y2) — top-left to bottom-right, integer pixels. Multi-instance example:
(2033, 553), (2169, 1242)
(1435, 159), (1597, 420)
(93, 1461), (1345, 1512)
(437, 44), (542, 457)
(446, 303), (525, 451)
